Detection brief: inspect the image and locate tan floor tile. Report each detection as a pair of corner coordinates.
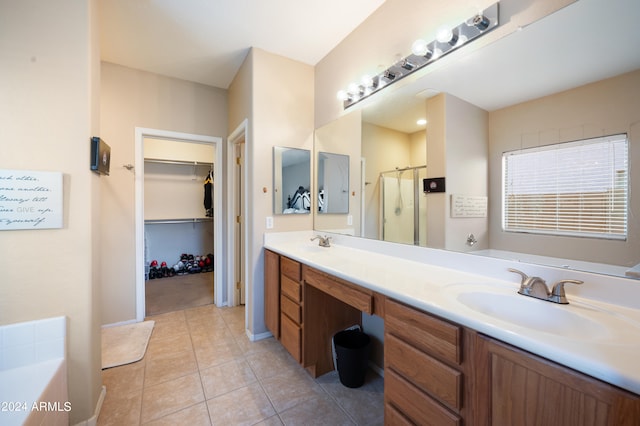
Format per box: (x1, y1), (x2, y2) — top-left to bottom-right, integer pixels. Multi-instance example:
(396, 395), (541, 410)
(235, 336), (282, 357)
(146, 311), (190, 341)
(146, 332), (193, 358)
(102, 359), (146, 394)
(255, 415), (284, 425)
(193, 338), (243, 370)
(316, 370), (384, 426)
(219, 306), (244, 323)
(142, 402), (211, 425)
(97, 387), (142, 426)
(278, 393), (355, 426)
(245, 345), (300, 380)
(206, 382), (275, 426)
(200, 359), (257, 400)
(141, 373), (204, 423)
(144, 349), (198, 387)
(190, 324), (235, 346)
(261, 367), (326, 413)
(185, 304), (221, 322)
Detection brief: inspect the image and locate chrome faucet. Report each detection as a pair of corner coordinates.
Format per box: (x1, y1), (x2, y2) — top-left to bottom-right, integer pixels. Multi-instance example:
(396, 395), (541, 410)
(310, 235), (332, 247)
(509, 268), (583, 304)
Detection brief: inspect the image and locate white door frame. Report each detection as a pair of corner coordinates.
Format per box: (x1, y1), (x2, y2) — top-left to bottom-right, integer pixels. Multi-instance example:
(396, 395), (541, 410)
(226, 120), (249, 310)
(134, 127), (224, 322)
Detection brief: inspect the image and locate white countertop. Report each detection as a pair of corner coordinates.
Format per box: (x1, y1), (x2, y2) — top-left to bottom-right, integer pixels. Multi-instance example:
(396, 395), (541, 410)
(264, 231), (640, 395)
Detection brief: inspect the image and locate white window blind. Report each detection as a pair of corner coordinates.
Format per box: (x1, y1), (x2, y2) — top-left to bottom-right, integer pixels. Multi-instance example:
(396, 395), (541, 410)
(502, 134), (628, 240)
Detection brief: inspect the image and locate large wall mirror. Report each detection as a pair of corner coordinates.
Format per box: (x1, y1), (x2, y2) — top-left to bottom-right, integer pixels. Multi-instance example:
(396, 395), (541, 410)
(317, 152), (349, 214)
(273, 147), (311, 214)
(313, 0), (640, 280)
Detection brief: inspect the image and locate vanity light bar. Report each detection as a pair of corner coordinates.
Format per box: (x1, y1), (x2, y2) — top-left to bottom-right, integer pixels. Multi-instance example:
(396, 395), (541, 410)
(338, 2), (500, 109)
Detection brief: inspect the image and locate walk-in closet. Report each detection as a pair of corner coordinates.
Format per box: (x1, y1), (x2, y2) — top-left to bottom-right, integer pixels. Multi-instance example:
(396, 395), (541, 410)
(143, 138), (215, 316)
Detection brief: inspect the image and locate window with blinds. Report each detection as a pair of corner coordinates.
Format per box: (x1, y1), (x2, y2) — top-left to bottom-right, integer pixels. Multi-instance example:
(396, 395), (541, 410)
(502, 134), (628, 240)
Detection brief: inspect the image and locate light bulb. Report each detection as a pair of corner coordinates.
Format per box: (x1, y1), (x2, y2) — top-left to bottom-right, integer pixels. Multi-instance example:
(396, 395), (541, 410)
(337, 90), (349, 101)
(436, 26), (453, 43)
(411, 39), (429, 56)
(361, 75), (374, 88)
(348, 83), (360, 94)
(417, 119), (427, 126)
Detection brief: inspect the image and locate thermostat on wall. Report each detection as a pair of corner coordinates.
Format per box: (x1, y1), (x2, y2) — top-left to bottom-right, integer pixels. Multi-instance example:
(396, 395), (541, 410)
(423, 177), (445, 193)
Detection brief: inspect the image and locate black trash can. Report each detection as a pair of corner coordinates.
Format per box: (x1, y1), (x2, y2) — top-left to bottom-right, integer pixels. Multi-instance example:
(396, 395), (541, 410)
(333, 329), (371, 388)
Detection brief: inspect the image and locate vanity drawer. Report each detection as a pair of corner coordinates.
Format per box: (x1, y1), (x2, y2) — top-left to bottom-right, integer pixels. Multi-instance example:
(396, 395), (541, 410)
(281, 275), (302, 303)
(386, 369), (461, 426)
(280, 313), (301, 363)
(386, 298), (461, 365)
(281, 256), (301, 281)
(386, 334), (462, 411)
(303, 266), (372, 314)
(281, 294), (301, 324)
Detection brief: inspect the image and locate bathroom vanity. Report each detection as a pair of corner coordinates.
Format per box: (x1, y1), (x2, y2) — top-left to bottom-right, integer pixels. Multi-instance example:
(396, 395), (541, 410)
(264, 232), (640, 425)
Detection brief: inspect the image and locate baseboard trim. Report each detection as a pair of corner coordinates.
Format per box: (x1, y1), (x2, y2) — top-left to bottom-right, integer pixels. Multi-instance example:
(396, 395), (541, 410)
(247, 329), (273, 342)
(73, 385), (106, 426)
(102, 319), (137, 328)
(369, 361), (384, 378)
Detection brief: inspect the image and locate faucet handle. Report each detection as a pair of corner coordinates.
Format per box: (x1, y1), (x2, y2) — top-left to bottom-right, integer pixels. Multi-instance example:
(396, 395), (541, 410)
(508, 268), (529, 285)
(550, 279), (583, 304)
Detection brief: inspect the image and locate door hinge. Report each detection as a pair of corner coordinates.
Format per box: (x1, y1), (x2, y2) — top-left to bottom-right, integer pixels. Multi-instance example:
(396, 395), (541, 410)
(236, 215), (242, 224)
(236, 281), (241, 290)
(236, 156), (242, 165)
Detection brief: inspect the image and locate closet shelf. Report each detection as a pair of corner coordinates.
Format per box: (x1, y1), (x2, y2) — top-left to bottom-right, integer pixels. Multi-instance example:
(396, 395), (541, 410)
(145, 218), (213, 225)
(144, 158), (214, 167)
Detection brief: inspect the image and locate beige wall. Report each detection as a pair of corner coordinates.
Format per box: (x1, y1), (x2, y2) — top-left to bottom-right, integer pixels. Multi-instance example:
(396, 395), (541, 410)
(228, 48), (315, 336)
(314, 0), (575, 129)
(100, 62), (228, 325)
(361, 122), (416, 240)
(444, 94), (489, 252)
(0, 0), (102, 423)
(314, 110), (362, 235)
(425, 93), (489, 251)
(488, 70), (640, 266)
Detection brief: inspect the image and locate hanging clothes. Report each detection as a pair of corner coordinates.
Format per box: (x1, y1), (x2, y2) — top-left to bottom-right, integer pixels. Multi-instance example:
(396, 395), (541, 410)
(204, 170), (213, 217)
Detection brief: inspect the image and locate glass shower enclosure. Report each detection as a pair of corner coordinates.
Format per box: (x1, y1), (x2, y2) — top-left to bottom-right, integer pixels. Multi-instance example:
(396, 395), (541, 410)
(380, 166), (427, 246)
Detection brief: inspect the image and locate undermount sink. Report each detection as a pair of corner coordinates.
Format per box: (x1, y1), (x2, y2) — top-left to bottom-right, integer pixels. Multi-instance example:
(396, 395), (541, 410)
(445, 283), (640, 342)
(455, 290), (610, 337)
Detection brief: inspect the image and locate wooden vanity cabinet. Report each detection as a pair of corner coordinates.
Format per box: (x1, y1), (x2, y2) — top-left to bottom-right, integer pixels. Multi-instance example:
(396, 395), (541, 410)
(474, 335), (640, 426)
(264, 250), (280, 338)
(266, 249), (640, 425)
(384, 298), (475, 425)
(279, 256), (303, 363)
(264, 250), (304, 361)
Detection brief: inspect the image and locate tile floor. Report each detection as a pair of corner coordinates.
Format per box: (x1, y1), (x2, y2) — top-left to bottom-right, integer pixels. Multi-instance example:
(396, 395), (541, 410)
(98, 304), (384, 425)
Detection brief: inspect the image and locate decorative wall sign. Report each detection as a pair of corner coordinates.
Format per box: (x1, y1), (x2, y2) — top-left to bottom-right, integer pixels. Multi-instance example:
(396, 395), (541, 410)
(0, 169), (63, 230)
(451, 194), (487, 218)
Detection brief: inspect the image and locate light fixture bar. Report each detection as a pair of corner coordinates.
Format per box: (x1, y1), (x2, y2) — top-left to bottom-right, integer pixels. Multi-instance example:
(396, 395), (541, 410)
(339, 2), (499, 109)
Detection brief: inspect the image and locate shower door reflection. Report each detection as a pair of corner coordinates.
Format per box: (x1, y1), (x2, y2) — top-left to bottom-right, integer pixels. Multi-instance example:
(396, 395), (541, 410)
(380, 166), (427, 246)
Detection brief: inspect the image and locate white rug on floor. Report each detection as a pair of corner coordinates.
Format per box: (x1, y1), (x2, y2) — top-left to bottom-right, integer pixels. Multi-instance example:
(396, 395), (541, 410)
(101, 321), (155, 369)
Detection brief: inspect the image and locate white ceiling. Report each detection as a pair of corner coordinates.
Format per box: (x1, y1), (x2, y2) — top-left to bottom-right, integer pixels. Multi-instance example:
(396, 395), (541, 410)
(100, 0), (640, 133)
(361, 0), (640, 133)
(99, 0), (386, 89)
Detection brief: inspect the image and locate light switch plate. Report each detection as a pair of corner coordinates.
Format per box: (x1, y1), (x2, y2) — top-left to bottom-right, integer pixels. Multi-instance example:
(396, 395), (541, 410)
(266, 216), (273, 229)
(347, 215), (353, 226)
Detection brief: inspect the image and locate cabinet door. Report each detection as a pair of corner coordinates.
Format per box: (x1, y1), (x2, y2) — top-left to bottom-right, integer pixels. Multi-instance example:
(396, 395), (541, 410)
(264, 250), (280, 339)
(476, 335), (640, 426)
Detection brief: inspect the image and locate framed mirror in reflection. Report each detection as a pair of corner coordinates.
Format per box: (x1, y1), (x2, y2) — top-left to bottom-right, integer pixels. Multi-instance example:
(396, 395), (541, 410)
(317, 152), (349, 214)
(313, 0), (640, 279)
(273, 147), (311, 215)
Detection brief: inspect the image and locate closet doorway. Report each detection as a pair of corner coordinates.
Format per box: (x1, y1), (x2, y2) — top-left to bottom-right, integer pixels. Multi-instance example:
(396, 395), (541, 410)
(135, 128), (223, 321)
